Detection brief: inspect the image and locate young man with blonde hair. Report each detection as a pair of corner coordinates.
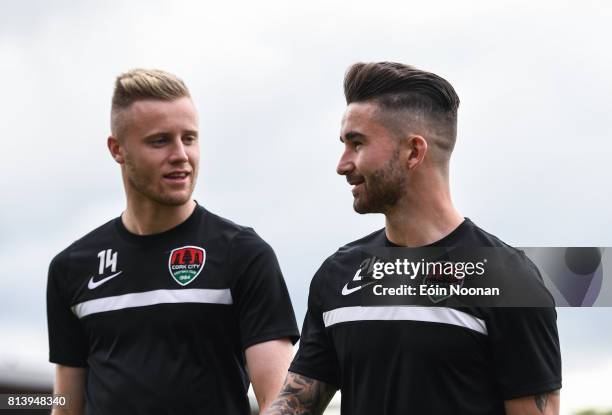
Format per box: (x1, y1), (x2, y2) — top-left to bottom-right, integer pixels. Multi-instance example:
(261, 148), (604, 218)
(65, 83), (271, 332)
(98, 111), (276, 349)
(47, 69), (299, 414)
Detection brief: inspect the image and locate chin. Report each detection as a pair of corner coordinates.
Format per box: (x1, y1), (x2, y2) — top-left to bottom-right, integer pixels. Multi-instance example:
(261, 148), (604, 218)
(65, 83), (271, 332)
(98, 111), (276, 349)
(353, 199), (372, 214)
(164, 196), (192, 206)
(353, 195), (386, 215)
(163, 199), (191, 207)
(151, 191), (193, 207)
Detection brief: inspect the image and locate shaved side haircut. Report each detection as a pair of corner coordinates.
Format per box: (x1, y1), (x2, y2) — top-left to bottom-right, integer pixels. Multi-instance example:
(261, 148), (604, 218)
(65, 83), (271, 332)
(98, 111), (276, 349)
(111, 68), (190, 138)
(344, 62), (460, 166)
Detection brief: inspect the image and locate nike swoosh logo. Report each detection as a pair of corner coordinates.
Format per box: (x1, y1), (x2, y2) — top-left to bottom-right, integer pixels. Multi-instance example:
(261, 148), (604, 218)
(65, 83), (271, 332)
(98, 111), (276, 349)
(88, 271), (123, 289)
(341, 281), (375, 296)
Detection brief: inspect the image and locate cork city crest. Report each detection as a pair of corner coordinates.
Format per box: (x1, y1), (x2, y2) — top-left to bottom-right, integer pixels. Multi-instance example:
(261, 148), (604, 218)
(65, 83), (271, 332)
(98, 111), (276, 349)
(422, 272), (464, 304)
(168, 246), (206, 286)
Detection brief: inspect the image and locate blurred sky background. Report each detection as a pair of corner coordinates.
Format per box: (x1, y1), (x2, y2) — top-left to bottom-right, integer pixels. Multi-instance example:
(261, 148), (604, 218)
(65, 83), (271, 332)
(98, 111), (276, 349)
(1, 0), (611, 413)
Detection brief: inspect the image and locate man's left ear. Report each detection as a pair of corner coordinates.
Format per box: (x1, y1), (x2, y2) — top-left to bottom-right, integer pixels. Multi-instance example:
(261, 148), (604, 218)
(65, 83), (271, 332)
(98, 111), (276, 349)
(403, 135), (428, 169)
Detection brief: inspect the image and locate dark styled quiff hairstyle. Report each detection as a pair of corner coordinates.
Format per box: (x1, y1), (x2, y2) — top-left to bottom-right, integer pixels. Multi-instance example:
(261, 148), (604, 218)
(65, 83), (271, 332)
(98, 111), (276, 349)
(344, 62), (460, 154)
(111, 69), (190, 138)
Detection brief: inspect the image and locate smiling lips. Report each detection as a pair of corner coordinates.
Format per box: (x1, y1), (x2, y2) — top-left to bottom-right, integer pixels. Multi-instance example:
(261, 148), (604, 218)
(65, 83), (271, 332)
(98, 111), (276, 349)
(347, 176), (365, 194)
(163, 171), (191, 183)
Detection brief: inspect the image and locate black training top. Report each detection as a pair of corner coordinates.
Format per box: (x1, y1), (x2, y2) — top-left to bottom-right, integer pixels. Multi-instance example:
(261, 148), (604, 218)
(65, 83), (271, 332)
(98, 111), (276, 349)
(290, 218), (561, 415)
(47, 204), (299, 415)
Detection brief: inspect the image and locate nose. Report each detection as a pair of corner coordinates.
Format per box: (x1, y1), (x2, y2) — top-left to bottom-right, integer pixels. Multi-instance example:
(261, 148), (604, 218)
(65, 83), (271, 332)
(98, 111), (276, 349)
(336, 147), (354, 176)
(169, 138), (189, 163)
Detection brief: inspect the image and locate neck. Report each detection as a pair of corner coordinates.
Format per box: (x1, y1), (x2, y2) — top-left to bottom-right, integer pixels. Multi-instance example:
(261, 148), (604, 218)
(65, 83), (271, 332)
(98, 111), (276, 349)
(384, 170), (464, 247)
(122, 198), (196, 236)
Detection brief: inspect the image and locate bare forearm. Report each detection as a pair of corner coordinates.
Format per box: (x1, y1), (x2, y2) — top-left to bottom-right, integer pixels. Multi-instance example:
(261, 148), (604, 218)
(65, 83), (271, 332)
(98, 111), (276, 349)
(246, 339), (294, 411)
(262, 372), (336, 415)
(52, 365), (86, 415)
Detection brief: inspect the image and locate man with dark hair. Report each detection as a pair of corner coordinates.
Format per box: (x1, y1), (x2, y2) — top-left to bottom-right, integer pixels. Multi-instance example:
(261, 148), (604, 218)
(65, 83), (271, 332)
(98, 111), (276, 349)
(264, 62), (561, 414)
(47, 69), (300, 415)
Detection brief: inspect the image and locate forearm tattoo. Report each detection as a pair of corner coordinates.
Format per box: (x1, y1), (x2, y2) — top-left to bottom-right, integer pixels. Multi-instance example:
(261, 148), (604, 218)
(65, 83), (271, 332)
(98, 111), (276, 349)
(262, 372), (336, 415)
(534, 390), (559, 413)
(534, 393), (548, 412)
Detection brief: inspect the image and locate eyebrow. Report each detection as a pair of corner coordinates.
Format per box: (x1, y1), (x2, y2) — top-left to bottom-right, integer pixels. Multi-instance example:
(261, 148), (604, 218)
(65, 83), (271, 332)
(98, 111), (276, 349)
(144, 132), (170, 140)
(340, 131), (366, 143)
(144, 130), (199, 140)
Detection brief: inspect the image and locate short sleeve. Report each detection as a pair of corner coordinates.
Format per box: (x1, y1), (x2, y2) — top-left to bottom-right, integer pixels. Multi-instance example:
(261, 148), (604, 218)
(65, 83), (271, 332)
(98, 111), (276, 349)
(289, 262), (340, 388)
(486, 307), (562, 399)
(46, 252), (89, 367)
(230, 229), (299, 350)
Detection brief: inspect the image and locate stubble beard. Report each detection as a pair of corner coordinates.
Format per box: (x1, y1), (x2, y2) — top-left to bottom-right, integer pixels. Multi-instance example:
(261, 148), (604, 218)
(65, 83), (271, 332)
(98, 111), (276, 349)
(125, 160), (196, 207)
(353, 149), (406, 214)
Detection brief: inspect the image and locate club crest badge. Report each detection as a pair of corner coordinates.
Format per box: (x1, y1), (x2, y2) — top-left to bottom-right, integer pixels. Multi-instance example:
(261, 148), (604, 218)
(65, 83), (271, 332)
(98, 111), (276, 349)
(422, 272), (464, 304)
(168, 245), (206, 286)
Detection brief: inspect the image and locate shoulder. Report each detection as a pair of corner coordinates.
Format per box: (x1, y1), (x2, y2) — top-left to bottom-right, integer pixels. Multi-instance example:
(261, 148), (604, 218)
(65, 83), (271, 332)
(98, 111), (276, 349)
(201, 208), (275, 265)
(458, 219), (514, 248)
(202, 208), (266, 246)
(462, 219), (538, 273)
(465, 220), (552, 304)
(50, 218), (117, 269)
(338, 227), (387, 253)
(201, 207), (249, 235)
(48, 218), (118, 292)
(311, 228), (385, 287)
(326, 228), (385, 267)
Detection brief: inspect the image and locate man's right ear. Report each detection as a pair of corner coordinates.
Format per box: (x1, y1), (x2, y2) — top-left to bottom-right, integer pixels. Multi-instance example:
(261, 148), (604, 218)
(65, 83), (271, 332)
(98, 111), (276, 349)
(107, 136), (125, 164)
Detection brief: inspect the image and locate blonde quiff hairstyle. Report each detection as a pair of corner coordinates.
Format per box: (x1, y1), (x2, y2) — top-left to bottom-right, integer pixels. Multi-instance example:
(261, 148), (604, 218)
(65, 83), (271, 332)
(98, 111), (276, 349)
(111, 68), (191, 138)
